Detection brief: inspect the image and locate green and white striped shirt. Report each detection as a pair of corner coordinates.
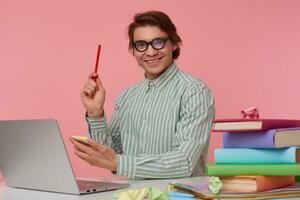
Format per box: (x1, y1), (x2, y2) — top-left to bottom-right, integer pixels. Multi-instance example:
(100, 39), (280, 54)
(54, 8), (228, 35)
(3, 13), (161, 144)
(86, 62), (215, 179)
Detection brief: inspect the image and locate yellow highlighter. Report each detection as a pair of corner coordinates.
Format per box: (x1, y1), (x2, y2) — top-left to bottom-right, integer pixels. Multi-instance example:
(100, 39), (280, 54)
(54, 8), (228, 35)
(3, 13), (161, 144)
(72, 135), (89, 145)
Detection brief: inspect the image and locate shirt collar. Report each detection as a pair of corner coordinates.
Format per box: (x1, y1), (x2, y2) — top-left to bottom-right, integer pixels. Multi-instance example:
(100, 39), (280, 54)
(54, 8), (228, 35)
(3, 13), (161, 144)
(143, 62), (178, 93)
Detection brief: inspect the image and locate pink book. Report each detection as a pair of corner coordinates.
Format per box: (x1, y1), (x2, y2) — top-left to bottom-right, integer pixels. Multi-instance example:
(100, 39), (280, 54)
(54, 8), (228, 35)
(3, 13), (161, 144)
(212, 118), (300, 132)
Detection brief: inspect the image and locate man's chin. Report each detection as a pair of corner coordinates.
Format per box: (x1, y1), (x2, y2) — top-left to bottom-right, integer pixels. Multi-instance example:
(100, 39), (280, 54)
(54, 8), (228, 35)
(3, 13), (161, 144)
(145, 65), (163, 73)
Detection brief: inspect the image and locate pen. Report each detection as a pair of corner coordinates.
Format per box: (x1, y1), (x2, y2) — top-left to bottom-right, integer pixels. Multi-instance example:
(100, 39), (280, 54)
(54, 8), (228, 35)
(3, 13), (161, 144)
(94, 44), (101, 75)
(167, 191), (195, 198)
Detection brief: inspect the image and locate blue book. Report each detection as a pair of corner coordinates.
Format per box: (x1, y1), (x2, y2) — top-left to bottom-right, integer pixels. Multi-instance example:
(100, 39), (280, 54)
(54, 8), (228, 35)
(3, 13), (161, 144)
(215, 147), (300, 164)
(222, 128), (300, 148)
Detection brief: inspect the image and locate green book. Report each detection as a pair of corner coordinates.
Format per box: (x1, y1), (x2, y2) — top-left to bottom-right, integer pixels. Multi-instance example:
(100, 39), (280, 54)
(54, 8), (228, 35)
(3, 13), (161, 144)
(206, 163), (300, 176)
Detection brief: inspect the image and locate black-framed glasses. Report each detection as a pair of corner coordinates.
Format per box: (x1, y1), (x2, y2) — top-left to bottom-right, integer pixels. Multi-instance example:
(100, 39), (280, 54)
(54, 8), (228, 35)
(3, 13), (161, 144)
(133, 37), (169, 52)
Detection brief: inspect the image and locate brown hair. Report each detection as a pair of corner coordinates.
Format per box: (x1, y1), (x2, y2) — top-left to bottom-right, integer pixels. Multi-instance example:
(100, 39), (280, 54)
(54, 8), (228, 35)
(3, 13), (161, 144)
(127, 10), (182, 59)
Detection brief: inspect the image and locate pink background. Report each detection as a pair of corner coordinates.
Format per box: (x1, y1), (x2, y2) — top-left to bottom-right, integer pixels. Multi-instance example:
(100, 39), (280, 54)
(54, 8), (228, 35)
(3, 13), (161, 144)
(1, 0), (300, 181)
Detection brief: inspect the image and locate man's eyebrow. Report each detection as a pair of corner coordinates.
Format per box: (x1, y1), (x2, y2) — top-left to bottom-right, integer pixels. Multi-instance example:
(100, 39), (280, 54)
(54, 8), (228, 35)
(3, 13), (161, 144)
(134, 36), (168, 42)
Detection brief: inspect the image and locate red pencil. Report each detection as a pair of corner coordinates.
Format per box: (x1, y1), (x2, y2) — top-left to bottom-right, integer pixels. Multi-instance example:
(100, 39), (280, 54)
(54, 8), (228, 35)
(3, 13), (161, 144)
(94, 45), (101, 74)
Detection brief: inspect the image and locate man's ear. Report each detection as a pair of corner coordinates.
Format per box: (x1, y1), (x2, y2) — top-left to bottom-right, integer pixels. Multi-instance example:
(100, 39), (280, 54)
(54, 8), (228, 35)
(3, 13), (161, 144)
(129, 47), (135, 56)
(172, 44), (179, 51)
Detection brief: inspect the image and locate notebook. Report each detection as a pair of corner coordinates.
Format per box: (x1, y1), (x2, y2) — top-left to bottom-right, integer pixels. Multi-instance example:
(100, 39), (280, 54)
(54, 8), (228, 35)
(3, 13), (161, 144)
(0, 119), (129, 194)
(212, 118), (300, 132)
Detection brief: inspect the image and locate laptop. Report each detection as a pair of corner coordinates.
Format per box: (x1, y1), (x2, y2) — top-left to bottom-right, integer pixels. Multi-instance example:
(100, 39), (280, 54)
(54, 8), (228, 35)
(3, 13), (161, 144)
(0, 119), (129, 194)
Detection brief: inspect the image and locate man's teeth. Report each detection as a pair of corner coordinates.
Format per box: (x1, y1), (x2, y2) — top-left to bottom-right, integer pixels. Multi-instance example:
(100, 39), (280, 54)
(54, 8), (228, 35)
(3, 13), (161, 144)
(146, 58), (160, 63)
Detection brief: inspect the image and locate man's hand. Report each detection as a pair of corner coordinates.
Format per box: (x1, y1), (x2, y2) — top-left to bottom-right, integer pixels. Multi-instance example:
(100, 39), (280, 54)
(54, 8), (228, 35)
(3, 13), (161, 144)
(80, 73), (105, 118)
(70, 137), (117, 172)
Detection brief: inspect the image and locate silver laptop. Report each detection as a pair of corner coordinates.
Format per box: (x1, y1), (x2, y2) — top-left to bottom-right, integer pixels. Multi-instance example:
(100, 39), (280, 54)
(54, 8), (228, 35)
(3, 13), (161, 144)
(0, 119), (129, 194)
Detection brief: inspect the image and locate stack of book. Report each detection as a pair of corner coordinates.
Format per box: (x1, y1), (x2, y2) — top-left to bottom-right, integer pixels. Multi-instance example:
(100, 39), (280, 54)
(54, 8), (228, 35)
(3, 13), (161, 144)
(207, 118), (300, 192)
(170, 181), (300, 199)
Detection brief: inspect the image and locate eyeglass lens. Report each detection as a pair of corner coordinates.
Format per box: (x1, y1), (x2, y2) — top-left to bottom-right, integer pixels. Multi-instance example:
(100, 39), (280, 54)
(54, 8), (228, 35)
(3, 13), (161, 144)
(134, 37), (168, 52)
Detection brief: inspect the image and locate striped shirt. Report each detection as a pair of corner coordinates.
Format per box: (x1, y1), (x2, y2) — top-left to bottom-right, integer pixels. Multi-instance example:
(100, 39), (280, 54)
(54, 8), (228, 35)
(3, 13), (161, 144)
(86, 62), (215, 179)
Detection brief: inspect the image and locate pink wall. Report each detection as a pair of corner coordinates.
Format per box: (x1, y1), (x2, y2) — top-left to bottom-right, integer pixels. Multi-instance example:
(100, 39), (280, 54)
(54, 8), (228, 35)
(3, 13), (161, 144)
(1, 0), (300, 181)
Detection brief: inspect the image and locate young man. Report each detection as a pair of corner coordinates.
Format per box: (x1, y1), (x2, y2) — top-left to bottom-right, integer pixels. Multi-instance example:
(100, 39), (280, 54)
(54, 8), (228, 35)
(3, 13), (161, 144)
(71, 11), (215, 179)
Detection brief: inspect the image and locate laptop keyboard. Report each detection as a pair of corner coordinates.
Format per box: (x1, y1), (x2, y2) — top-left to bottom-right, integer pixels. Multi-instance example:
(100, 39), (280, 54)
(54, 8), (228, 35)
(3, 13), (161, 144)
(77, 180), (123, 191)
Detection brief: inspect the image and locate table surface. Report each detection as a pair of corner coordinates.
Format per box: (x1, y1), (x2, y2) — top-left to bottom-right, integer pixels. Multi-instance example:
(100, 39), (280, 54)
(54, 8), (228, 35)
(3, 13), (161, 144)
(1, 177), (300, 200)
(0, 176), (209, 200)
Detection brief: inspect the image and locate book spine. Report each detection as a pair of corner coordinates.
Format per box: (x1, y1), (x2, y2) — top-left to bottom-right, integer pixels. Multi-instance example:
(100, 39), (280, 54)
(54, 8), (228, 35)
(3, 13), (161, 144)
(222, 130), (276, 148)
(206, 164), (300, 176)
(215, 147), (297, 164)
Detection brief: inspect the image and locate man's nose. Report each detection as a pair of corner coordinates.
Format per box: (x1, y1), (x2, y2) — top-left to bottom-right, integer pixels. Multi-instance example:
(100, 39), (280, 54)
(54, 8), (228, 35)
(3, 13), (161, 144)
(145, 45), (158, 56)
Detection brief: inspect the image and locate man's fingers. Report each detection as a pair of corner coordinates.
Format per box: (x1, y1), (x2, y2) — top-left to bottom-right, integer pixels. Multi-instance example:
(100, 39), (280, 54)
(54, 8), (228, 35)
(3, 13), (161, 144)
(87, 140), (108, 154)
(87, 73), (104, 92)
(72, 139), (93, 154)
(87, 79), (98, 89)
(96, 78), (102, 88)
(88, 72), (98, 80)
(86, 82), (97, 92)
(87, 139), (96, 147)
(74, 148), (89, 160)
(81, 87), (94, 97)
(74, 149), (98, 166)
(72, 138), (116, 170)
(72, 137), (109, 155)
(87, 139), (103, 152)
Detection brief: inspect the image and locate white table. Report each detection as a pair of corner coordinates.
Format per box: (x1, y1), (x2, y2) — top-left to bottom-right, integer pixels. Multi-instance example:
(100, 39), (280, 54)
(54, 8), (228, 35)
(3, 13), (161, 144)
(2, 177), (300, 200)
(0, 176), (209, 200)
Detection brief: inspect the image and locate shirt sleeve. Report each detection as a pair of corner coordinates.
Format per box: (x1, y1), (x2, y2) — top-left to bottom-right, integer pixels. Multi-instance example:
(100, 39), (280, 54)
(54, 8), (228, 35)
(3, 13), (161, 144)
(115, 84), (215, 179)
(85, 89), (128, 154)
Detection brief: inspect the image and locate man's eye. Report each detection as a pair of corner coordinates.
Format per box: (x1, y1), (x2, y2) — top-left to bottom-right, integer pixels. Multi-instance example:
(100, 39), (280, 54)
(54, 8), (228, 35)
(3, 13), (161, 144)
(136, 42), (147, 48)
(153, 39), (164, 46)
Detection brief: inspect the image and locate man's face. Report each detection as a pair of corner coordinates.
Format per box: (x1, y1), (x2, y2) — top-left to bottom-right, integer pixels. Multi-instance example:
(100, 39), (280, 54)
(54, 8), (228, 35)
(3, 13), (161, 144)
(132, 25), (177, 80)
